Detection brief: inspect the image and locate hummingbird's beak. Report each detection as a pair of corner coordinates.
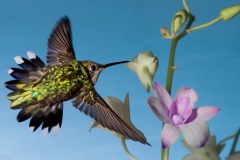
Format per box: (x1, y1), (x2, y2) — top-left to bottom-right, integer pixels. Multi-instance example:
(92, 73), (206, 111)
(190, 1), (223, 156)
(103, 61), (129, 68)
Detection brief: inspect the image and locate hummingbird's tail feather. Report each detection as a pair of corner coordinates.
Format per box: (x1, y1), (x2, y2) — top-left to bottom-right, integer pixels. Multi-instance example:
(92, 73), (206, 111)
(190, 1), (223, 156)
(6, 83), (35, 109)
(29, 102), (63, 136)
(5, 52), (46, 109)
(17, 104), (41, 122)
(5, 52), (63, 136)
(5, 79), (32, 92)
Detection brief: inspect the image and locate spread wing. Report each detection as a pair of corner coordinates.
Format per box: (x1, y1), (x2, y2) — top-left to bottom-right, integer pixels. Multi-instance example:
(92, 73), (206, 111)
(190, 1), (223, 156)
(47, 16), (76, 66)
(72, 87), (150, 145)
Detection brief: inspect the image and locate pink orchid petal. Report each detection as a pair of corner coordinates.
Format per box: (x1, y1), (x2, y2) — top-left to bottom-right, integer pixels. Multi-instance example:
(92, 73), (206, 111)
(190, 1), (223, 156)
(170, 97), (190, 118)
(161, 123), (181, 148)
(154, 82), (172, 111)
(147, 97), (171, 123)
(175, 87), (198, 109)
(172, 115), (184, 125)
(187, 106), (220, 123)
(179, 121), (210, 148)
(182, 108), (193, 123)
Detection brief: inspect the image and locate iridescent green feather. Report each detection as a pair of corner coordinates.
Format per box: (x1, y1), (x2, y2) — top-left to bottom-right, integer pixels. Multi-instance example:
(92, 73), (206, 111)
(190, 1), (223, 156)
(8, 60), (93, 109)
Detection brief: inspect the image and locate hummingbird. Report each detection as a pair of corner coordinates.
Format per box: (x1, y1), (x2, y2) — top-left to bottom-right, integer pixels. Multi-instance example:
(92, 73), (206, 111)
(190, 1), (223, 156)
(5, 16), (149, 145)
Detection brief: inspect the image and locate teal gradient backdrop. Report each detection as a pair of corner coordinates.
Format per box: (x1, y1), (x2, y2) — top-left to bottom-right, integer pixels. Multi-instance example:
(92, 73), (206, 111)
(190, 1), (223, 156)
(1, 0), (239, 159)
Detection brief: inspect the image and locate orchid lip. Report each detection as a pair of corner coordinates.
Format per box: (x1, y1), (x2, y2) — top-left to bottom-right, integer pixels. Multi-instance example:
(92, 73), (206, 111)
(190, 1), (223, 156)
(104, 61), (129, 68)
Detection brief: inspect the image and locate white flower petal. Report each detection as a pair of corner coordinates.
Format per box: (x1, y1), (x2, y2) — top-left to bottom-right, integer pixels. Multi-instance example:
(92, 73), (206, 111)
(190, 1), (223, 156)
(122, 93), (146, 139)
(131, 54), (139, 63)
(182, 135), (222, 160)
(137, 68), (150, 92)
(105, 96), (123, 119)
(89, 120), (121, 138)
(205, 135), (217, 151)
(126, 61), (138, 72)
(127, 62), (150, 92)
(183, 154), (202, 160)
(138, 51), (154, 65)
(122, 93), (131, 123)
(148, 59), (158, 77)
(89, 94), (147, 141)
(179, 121), (210, 148)
(181, 140), (206, 155)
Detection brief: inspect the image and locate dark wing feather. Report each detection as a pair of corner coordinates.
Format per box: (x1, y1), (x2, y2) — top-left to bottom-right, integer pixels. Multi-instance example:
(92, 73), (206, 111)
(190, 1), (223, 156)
(72, 88), (149, 145)
(47, 16), (75, 66)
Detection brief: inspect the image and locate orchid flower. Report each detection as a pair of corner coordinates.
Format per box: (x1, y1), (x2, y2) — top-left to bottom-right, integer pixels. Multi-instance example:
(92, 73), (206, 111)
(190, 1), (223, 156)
(182, 135), (224, 160)
(89, 93), (146, 160)
(147, 82), (220, 148)
(127, 51), (158, 93)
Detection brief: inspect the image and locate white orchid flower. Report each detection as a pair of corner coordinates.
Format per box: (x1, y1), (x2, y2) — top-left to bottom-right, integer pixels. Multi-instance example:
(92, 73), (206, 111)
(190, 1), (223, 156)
(127, 51), (158, 93)
(89, 93), (147, 160)
(182, 136), (224, 160)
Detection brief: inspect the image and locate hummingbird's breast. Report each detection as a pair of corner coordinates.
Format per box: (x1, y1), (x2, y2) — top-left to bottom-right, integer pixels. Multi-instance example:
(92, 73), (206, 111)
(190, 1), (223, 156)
(34, 60), (91, 104)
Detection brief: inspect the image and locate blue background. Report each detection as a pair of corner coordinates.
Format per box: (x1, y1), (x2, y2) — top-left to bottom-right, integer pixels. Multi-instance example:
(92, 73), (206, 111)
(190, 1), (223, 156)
(1, 0), (239, 159)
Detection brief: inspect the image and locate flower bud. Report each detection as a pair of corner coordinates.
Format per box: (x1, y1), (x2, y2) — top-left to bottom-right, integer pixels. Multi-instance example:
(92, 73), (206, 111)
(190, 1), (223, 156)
(127, 51), (158, 93)
(220, 5), (240, 21)
(160, 27), (171, 38)
(171, 9), (188, 34)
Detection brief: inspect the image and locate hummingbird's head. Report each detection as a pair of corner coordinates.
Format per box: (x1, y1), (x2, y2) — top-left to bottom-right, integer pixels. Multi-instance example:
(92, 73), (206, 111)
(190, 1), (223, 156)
(81, 60), (129, 84)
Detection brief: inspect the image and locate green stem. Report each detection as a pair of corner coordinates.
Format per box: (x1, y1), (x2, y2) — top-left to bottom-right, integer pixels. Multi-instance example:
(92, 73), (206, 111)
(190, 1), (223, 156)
(189, 16), (222, 32)
(120, 135), (138, 160)
(230, 128), (240, 155)
(165, 37), (178, 95)
(217, 135), (236, 145)
(182, 0), (190, 13)
(161, 147), (169, 160)
(177, 14), (195, 40)
(161, 9), (196, 160)
(161, 37), (178, 160)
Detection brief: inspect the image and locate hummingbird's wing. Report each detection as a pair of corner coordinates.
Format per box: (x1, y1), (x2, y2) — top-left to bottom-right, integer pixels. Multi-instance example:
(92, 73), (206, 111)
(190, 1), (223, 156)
(47, 16), (76, 66)
(72, 88), (150, 145)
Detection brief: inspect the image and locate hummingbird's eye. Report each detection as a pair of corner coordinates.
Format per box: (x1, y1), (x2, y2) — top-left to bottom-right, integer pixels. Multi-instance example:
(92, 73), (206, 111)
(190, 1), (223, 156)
(89, 64), (98, 71)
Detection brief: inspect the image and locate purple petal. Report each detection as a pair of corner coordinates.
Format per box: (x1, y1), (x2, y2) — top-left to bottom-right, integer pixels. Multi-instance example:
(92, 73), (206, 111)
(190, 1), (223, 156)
(154, 82), (172, 111)
(161, 123), (181, 148)
(175, 87), (198, 109)
(172, 115), (184, 125)
(170, 97), (190, 118)
(182, 108), (193, 124)
(187, 106), (220, 123)
(147, 97), (171, 123)
(179, 121), (210, 148)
